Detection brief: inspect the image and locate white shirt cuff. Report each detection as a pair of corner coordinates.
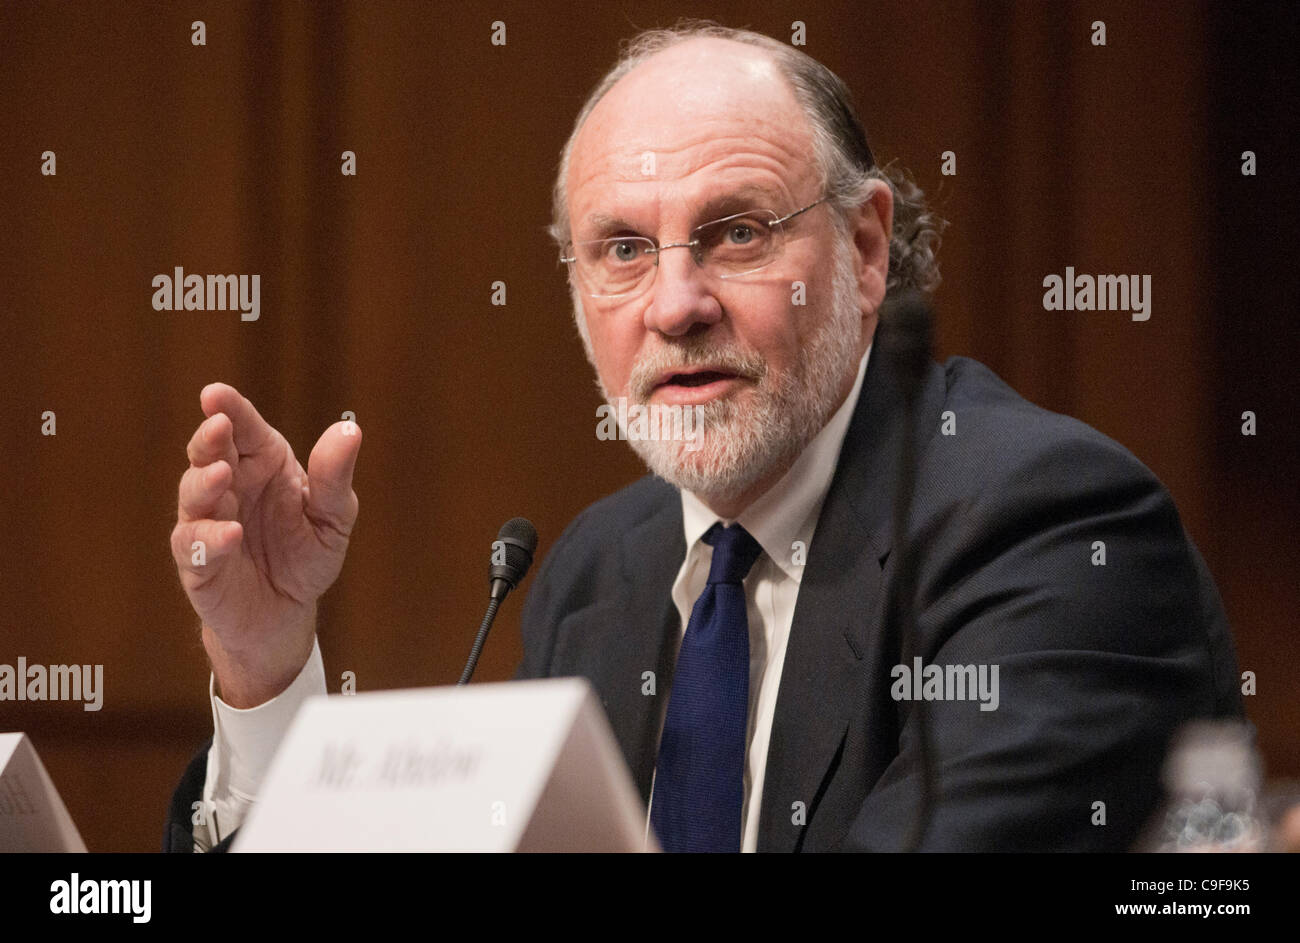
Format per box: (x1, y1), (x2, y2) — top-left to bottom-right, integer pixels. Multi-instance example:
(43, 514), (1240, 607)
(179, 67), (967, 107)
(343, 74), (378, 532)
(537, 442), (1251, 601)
(200, 637), (326, 846)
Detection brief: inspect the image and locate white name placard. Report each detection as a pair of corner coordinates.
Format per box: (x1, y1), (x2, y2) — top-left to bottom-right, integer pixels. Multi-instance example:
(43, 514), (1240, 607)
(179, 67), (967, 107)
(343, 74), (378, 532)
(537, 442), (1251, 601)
(234, 677), (654, 852)
(0, 732), (87, 852)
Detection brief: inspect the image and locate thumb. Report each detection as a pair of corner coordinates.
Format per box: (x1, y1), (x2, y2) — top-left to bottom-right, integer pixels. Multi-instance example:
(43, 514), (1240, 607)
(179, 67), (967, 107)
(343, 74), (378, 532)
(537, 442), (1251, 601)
(304, 421), (362, 532)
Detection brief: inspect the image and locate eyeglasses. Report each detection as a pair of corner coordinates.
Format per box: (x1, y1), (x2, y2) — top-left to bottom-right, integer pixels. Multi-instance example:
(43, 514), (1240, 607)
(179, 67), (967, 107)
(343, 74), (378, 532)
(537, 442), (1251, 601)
(560, 196), (830, 300)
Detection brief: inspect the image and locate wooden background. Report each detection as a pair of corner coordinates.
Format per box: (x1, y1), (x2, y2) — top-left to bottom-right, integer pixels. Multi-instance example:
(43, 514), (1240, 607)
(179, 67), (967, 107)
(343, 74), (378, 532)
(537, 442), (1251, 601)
(0, 0), (1295, 851)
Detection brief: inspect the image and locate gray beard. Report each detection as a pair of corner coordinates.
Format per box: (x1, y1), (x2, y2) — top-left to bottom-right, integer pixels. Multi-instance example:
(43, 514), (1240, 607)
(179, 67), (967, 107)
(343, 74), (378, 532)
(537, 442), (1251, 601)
(594, 236), (863, 506)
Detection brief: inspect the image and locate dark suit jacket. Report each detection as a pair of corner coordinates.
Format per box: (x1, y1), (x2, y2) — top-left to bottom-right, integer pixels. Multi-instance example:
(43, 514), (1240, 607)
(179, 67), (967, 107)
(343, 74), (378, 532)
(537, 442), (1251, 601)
(165, 345), (1242, 852)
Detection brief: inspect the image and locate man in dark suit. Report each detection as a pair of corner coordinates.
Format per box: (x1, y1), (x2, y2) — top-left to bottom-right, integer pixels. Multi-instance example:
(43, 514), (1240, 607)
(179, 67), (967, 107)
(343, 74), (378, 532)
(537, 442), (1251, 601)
(513, 340), (1242, 851)
(164, 23), (1241, 852)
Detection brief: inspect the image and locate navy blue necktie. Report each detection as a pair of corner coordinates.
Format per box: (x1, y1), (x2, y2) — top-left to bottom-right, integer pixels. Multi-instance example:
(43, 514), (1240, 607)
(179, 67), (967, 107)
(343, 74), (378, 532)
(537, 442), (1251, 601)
(651, 522), (764, 853)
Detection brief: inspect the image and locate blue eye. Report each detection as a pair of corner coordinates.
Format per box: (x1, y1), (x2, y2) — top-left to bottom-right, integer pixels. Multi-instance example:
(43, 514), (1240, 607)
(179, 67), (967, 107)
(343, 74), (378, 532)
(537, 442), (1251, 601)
(610, 240), (640, 262)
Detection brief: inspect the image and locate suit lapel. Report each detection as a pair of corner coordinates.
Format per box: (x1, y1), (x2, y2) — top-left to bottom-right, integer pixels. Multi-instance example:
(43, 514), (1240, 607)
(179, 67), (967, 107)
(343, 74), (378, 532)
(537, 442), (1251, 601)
(757, 335), (930, 851)
(616, 501), (686, 803)
(552, 493), (684, 806)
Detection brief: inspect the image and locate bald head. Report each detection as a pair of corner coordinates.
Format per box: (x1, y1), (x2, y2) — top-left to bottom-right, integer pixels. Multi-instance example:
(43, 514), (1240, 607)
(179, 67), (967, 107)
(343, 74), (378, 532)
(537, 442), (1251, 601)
(566, 37), (820, 225)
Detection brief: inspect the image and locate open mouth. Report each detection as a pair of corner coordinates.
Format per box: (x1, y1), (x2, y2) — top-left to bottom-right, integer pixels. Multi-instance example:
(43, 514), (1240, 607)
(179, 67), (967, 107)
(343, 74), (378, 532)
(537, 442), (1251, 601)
(660, 370), (737, 389)
(650, 367), (747, 404)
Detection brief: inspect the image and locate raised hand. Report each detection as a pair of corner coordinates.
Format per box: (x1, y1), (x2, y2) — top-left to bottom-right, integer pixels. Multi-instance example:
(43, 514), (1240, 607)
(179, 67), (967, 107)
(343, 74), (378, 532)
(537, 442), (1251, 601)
(171, 383), (361, 706)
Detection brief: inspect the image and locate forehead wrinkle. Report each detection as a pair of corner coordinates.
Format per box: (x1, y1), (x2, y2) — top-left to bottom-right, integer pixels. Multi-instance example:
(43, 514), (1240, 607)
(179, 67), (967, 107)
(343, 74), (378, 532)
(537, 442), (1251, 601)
(571, 137), (818, 235)
(571, 118), (812, 191)
(567, 50), (818, 226)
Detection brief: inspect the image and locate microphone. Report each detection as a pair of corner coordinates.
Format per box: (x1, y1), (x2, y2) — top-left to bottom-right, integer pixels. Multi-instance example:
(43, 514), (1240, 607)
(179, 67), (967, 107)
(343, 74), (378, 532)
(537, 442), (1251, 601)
(458, 517), (538, 685)
(489, 516), (538, 602)
(878, 290), (939, 852)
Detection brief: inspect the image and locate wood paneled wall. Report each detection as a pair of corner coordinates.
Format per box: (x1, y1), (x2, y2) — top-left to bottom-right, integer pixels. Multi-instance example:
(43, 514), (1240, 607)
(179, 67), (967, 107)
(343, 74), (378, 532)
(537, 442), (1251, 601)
(0, 0), (1294, 850)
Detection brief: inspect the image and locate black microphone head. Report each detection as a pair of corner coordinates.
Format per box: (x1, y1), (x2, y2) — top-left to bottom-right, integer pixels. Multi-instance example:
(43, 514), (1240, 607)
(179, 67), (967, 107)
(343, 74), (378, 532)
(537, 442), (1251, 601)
(498, 517), (537, 556)
(879, 289), (934, 392)
(489, 517), (538, 595)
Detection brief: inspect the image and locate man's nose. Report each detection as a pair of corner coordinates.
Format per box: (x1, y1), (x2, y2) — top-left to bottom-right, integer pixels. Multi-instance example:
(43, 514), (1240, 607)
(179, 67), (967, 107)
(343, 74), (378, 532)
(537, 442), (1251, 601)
(642, 244), (723, 337)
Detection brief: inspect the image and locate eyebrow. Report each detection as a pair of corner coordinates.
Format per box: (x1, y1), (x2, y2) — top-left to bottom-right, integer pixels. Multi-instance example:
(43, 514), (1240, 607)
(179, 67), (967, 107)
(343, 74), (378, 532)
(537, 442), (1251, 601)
(581, 183), (788, 238)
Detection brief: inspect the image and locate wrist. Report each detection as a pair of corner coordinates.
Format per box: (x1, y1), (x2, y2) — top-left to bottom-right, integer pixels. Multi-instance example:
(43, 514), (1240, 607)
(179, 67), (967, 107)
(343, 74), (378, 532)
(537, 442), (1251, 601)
(203, 611), (316, 708)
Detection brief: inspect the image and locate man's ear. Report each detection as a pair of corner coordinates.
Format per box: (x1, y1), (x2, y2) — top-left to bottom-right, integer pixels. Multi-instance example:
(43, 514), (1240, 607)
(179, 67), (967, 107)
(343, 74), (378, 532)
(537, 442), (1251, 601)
(853, 180), (894, 321)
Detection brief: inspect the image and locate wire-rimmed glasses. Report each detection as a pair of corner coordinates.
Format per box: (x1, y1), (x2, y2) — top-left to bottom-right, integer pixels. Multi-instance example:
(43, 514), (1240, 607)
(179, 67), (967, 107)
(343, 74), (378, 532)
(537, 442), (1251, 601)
(560, 196), (829, 300)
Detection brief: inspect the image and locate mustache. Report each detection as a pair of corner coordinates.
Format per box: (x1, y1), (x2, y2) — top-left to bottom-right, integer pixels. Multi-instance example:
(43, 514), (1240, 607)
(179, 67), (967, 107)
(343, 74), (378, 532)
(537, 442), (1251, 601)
(626, 341), (768, 401)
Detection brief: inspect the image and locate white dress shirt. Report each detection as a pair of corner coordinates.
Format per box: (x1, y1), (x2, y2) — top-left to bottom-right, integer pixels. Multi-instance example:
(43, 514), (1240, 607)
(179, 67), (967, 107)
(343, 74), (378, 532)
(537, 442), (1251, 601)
(196, 345), (872, 853)
(654, 345), (871, 851)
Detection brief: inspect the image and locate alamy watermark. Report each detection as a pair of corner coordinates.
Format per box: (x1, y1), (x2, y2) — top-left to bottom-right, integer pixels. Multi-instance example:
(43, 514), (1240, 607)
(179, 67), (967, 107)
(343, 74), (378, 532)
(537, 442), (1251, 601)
(1042, 267), (1151, 321)
(0, 658), (103, 711)
(891, 657), (999, 711)
(596, 399), (705, 452)
(50, 873), (150, 923)
(151, 267), (260, 321)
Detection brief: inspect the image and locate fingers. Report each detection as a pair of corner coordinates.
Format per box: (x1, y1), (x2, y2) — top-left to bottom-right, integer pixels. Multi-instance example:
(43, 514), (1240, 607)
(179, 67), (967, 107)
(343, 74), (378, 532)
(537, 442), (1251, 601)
(186, 412), (240, 469)
(170, 519), (243, 576)
(304, 421), (362, 537)
(177, 460), (240, 523)
(200, 383), (277, 456)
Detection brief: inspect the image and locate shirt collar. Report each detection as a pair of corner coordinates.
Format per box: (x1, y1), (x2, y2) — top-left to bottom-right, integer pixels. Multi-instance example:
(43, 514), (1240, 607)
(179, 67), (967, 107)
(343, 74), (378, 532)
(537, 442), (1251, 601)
(680, 344), (873, 583)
